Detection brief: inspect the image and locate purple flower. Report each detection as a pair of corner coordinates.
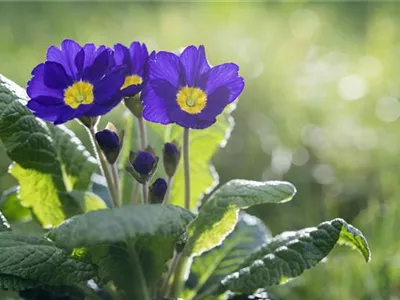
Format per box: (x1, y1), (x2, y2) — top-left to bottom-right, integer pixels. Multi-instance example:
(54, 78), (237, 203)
(113, 41), (149, 98)
(141, 45), (245, 129)
(27, 39), (125, 124)
(133, 151), (157, 176)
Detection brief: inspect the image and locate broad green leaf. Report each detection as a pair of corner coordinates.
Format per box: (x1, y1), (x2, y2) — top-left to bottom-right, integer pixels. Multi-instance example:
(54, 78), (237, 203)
(185, 180), (296, 257)
(66, 191), (107, 213)
(0, 186), (31, 222)
(217, 218), (371, 295)
(0, 74), (97, 227)
(184, 213), (271, 300)
(0, 274), (39, 291)
(9, 164), (66, 227)
(48, 204), (194, 298)
(0, 232), (96, 290)
(147, 105), (235, 210)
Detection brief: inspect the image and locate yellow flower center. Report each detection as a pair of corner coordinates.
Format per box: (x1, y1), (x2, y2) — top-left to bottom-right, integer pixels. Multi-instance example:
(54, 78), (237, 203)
(64, 81), (94, 109)
(121, 74), (143, 90)
(176, 87), (207, 114)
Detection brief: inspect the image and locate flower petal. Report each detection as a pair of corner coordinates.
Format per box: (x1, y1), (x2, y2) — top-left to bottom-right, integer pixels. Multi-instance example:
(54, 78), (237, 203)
(83, 48), (112, 83)
(196, 86), (231, 121)
(179, 45), (210, 86)
(129, 41), (148, 75)
(141, 83), (172, 125)
(27, 64), (64, 99)
(114, 43), (132, 73)
(168, 107), (215, 129)
(43, 61), (72, 90)
(199, 63), (244, 102)
(148, 51), (180, 86)
(46, 39), (82, 79)
(93, 65), (125, 104)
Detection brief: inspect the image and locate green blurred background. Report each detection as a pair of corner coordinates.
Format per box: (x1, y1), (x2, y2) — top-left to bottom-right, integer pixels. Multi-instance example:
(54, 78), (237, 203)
(1, 2), (399, 299)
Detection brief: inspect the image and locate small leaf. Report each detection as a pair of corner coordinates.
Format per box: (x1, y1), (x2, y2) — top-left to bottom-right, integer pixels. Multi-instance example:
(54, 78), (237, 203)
(184, 213), (271, 300)
(0, 232), (96, 290)
(218, 218), (371, 295)
(48, 204), (194, 298)
(0, 73), (97, 228)
(185, 180), (296, 257)
(0, 186), (31, 222)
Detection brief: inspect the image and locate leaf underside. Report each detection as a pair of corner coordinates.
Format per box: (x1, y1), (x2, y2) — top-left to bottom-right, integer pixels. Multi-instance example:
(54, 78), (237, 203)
(218, 218), (371, 295)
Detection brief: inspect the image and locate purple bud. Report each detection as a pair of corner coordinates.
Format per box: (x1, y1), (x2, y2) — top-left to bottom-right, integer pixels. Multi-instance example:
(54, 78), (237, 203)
(150, 178), (168, 204)
(133, 151), (156, 176)
(95, 129), (120, 151)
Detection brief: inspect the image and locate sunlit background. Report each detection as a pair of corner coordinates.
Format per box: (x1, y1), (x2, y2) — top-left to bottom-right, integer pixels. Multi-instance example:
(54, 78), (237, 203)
(1, 2), (399, 299)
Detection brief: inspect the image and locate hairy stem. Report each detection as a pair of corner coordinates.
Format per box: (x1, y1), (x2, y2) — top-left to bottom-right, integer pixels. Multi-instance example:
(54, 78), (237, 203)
(137, 116), (147, 150)
(169, 254), (189, 297)
(183, 128), (191, 210)
(110, 163), (121, 207)
(159, 251), (181, 297)
(164, 176), (173, 204)
(142, 183), (148, 204)
(87, 127), (118, 207)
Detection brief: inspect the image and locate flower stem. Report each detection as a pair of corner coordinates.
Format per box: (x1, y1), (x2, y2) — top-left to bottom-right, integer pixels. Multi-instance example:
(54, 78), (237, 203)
(183, 128), (190, 210)
(170, 253), (189, 297)
(136, 116), (148, 204)
(159, 251), (181, 297)
(137, 117), (147, 150)
(142, 183), (148, 204)
(87, 127), (118, 208)
(110, 164), (121, 207)
(163, 176), (173, 204)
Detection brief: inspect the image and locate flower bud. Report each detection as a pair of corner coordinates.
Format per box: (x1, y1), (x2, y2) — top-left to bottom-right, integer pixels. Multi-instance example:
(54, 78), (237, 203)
(163, 141), (181, 177)
(124, 94), (143, 118)
(149, 178), (168, 204)
(125, 150), (159, 184)
(95, 123), (123, 164)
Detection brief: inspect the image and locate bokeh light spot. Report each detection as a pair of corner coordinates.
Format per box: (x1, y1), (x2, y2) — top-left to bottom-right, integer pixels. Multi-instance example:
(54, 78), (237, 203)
(338, 75), (367, 101)
(375, 96), (400, 123)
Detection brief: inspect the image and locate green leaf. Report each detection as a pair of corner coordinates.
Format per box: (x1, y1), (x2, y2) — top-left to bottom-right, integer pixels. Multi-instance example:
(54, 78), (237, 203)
(48, 204), (194, 298)
(0, 186), (31, 222)
(0, 232), (96, 291)
(185, 180), (296, 257)
(66, 191), (107, 213)
(147, 105), (234, 210)
(218, 218), (371, 295)
(184, 213), (271, 300)
(0, 74), (97, 228)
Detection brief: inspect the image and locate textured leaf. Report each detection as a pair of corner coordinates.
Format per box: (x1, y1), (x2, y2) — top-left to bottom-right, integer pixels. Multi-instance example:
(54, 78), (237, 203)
(184, 213), (271, 300)
(0, 186), (31, 222)
(0, 274), (39, 291)
(147, 105), (235, 210)
(0, 232), (96, 290)
(0, 73), (97, 228)
(218, 218), (371, 295)
(48, 204), (194, 298)
(185, 180), (296, 257)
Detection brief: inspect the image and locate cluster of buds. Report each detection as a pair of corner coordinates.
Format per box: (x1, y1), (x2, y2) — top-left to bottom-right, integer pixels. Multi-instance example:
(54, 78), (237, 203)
(95, 121), (181, 204)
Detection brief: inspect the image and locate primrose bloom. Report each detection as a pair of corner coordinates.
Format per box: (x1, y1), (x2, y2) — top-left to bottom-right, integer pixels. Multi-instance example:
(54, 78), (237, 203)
(141, 45), (245, 129)
(27, 39), (125, 124)
(114, 41), (149, 98)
